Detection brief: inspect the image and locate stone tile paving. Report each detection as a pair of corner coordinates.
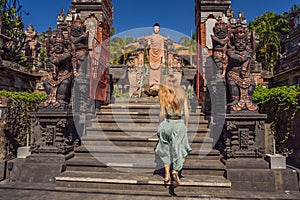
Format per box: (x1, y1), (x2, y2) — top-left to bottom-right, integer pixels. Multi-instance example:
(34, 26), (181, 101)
(0, 182), (299, 200)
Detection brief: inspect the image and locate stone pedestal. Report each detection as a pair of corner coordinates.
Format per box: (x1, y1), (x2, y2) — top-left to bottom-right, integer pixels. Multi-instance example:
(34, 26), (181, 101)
(223, 112), (267, 158)
(8, 109), (80, 183)
(17, 146), (30, 158)
(30, 109), (80, 154)
(265, 154), (286, 169)
(10, 153), (73, 183)
(221, 113), (298, 192)
(223, 158), (299, 192)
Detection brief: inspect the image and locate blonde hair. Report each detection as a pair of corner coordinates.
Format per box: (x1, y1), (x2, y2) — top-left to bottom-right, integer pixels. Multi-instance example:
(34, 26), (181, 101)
(158, 74), (186, 116)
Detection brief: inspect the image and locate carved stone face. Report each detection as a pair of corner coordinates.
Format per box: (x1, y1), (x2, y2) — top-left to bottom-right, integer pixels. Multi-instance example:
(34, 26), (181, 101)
(54, 43), (64, 54)
(214, 25), (228, 39)
(153, 25), (160, 34)
(71, 26), (84, 37)
(234, 38), (247, 52)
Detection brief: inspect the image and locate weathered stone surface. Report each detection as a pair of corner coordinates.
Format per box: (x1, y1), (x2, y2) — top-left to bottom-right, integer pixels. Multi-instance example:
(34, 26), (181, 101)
(30, 110), (80, 154)
(277, 169), (299, 191)
(0, 161), (6, 181)
(10, 154), (73, 183)
(227, 168), (299, 192)
(223, 158), (269, 169)
(224, 157), (299, 192)
(222, 113), (267, 158)
(17, 147), (30, 159)
(0, 60), (42, 92)
(265, 154), (286, 169)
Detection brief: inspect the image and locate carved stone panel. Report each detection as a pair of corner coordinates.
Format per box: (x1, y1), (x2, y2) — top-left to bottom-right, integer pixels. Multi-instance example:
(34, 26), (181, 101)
(223, 113), (267, 158)
(30, 110), (79, 154)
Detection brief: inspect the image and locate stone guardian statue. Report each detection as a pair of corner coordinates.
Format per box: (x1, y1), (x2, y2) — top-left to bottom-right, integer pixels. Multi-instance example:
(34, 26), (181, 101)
(226, 24), (257, 111)
(41, 30), (73, 108)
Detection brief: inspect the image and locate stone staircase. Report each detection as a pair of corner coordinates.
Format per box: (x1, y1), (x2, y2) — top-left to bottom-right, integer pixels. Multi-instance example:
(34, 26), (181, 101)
(55, 98), (231, 196)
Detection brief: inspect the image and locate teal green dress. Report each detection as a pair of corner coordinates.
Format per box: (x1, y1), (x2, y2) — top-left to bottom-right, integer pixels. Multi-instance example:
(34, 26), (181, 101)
(154, 109), (192, 171)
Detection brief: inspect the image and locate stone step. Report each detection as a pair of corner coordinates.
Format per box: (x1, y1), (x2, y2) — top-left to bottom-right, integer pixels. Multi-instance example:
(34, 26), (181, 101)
(80, 137), (213, 149)
(84, 130), (210, 137)
(90, 123), (209, 132)
(96, 110), (205, 116)
(86, 126), (210, 134)
(80, 141), (212, 150)
(95, 109), (206, 119)
(65, 165), (225, 176)
(66, 156), (226, 173)
(90, 117), (209, 124)
(84, 132), (211, 141)
(96, 109), (204, 117)
(61, 100), (229, 194)
(84, 131), (211, 142)
(112, 97), (159, 105)
(55, 171), (231, 193)
(74, 150), (222, 161)
(52, 186), (228, 198)
(100, 100), (202, 110)
(74, 144), (216, 156)
(74, 143), (221, 159)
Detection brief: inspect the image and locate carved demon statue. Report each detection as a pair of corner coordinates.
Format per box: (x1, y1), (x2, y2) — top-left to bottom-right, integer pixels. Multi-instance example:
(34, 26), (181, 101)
(41, 30), (73, 108)
(226, 24), (257, 111)
(211, 17), (258, 112)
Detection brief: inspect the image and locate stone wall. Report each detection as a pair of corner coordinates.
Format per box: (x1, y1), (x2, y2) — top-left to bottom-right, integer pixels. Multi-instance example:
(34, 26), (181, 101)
(286, 110), (300, 168)
(260, 103), (300, 168)
(0, 60), (42, 92)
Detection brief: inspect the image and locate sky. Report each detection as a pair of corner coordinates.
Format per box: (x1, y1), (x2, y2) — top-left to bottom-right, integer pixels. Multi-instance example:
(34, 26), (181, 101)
(21, 0), (298, 36)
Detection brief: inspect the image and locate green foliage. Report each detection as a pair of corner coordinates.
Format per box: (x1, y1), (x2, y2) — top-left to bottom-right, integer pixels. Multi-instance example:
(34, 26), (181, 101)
(113, 85), (129, 98)
(38, 47), (47, 69)
(110, 37), (136, 65)
(0, 90), (46, 102)
(253, 85), (300, 113)
(253, 85), (300, 154)
(249, 12), (289, 72)
(0, 90), (46, 159)
(178, 35), (197, 66)
(0, 0), (28, 66)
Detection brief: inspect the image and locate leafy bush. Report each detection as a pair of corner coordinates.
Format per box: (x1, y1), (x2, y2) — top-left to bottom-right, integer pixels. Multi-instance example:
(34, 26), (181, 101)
(253, 85), (300, 154)
(0, 90), (46, 159)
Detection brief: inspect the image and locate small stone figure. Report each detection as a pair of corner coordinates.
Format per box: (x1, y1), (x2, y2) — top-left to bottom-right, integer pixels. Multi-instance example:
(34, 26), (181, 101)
(226, 24), (258, 111)
(211, 18), (230, 78)
(41, 30), (73, 108)
(127, 56), (136, 98)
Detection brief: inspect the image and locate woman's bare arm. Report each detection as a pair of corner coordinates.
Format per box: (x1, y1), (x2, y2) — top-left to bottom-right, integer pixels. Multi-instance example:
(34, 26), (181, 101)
(159, 105), (166, 123)
(183, 96), (189, 129)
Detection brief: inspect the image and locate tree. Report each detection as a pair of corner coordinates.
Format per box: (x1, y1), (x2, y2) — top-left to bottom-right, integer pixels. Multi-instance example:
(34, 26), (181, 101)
(110, 37), (136, 64)
(249, 12), (289, 72)
(178, 33), (197, 66)
(0, 0), (28, 66)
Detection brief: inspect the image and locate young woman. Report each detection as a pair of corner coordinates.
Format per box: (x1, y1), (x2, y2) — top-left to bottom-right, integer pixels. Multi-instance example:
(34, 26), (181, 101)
(154, 74), (192, 186)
